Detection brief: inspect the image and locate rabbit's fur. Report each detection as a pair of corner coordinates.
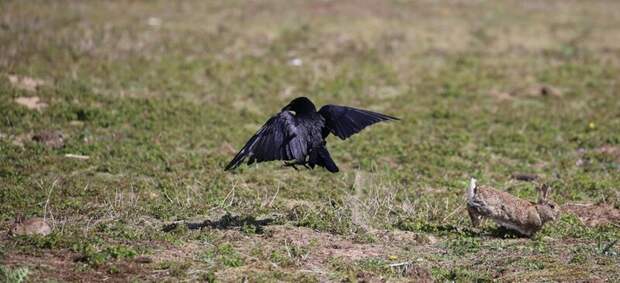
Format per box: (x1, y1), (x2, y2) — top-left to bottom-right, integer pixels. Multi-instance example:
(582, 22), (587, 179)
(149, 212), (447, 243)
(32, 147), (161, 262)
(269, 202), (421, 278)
(467, 178), (560, 237)
(10, 217), (52, 236)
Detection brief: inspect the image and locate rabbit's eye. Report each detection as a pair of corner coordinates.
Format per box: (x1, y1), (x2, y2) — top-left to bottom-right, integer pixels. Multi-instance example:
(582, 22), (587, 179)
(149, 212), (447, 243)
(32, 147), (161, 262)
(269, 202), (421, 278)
(549, 204), (555, 209)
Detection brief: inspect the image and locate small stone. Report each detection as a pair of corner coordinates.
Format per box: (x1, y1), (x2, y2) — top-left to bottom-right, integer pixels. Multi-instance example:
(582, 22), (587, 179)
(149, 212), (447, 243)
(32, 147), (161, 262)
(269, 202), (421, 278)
(289, 58), (303, 66)
(147, 17), (162, 27)
(10, 217), (52, 236)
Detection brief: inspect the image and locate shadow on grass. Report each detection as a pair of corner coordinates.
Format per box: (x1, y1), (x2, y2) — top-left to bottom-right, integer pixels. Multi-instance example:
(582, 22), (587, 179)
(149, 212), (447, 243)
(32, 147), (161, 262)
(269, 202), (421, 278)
(483, 226), (529, 239)
(396, 218), (530, 239)
(395, 218), (479, 237)
(162, 213), (275, 234)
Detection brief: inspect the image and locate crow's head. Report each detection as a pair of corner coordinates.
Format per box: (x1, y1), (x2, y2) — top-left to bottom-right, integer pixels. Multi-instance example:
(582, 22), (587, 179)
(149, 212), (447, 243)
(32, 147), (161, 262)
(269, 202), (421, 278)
(282, 97), (316, 114)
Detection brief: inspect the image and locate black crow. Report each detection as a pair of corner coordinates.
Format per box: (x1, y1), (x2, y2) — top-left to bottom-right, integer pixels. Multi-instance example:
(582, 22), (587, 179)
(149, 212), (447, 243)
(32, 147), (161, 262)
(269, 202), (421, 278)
(225, 97), (398, 173)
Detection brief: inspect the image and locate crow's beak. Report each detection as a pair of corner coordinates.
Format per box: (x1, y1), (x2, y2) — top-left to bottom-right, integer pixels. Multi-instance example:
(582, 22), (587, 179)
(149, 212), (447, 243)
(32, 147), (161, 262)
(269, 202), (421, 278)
(282, 105), (291, 111)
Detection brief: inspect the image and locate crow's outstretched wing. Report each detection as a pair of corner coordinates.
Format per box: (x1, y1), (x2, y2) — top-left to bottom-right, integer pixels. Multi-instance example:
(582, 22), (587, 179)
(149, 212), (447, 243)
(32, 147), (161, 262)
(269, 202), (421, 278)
(225, 111), (307, 171)
(318, 105), (398, 140)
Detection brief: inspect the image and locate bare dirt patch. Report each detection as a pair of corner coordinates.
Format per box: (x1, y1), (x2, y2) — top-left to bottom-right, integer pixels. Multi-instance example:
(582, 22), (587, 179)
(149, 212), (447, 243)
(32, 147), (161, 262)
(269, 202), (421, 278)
(8, 75), (46, 92)
(596, 145), (620, 163)
(263, 225), (440, 270)
(404, 265), (433, 282)
(148, 242), (203, 264)
(14, 96), (48, 111)
(576, 145), (620, 168)
(1, 251), (151, 282)
(194, 224), (442, 281)
(489, 84), (563, 100)
(516, 85), (563, 98)
(268, 226), (389, 262)
(563, 203), (620, 227)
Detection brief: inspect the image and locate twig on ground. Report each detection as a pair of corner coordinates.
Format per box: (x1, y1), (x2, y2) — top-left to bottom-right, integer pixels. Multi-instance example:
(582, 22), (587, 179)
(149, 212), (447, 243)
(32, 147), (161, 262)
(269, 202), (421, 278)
(388, 261), (412, 268)
(64, 154), (90, 160)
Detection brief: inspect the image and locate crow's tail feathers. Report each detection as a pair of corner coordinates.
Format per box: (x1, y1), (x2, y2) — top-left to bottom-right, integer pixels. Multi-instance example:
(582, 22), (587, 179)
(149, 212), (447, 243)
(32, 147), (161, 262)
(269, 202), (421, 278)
(313, 147), (339, 173)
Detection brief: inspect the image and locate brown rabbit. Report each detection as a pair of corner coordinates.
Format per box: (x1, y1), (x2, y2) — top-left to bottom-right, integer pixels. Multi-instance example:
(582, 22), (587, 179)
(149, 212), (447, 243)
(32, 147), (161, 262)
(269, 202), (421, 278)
(9, 217), (52, 236)
(466, 178), (560, 237)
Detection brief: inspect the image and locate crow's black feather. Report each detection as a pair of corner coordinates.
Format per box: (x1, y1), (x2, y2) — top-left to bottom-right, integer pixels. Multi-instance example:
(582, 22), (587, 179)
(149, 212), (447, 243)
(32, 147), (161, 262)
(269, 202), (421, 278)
(318, 105), (399, 140)
(225, 97), (398, 173)
(225, 111), (307, 171)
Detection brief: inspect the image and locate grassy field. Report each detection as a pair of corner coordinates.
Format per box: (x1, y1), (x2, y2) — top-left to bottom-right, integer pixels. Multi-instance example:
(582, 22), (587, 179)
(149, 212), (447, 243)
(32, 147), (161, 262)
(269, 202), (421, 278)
(1, 0), (619, 282)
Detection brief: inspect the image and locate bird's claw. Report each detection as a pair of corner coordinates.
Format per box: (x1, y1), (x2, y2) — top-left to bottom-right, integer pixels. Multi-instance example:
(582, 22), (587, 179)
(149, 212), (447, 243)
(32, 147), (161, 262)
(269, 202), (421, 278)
(283, 161), (309, 171)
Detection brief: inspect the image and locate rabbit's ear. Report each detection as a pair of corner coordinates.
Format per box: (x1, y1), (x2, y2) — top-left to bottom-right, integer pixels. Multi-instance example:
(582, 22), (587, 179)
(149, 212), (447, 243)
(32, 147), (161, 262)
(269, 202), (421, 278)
(15, 212), (23, 222)
(469, 178), (477, 190)
(538, 184), (550, 203)
(467, 178), (477, 201)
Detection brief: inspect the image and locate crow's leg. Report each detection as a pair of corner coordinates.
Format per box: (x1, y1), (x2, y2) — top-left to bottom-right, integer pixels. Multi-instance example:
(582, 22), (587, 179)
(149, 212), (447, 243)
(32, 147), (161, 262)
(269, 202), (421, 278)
(283, 160), (310, 170)
(281, 162), (298, 170)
